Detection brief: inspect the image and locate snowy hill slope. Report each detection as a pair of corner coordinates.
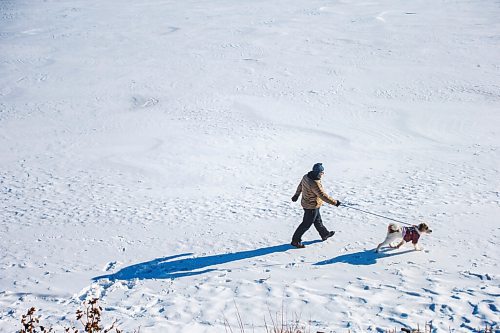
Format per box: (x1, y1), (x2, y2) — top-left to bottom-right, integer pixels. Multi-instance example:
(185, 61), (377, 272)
(1, 0), (499, 331)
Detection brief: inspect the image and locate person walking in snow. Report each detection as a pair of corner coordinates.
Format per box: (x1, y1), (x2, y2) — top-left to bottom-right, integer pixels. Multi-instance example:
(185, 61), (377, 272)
(290, 163), (341, 248)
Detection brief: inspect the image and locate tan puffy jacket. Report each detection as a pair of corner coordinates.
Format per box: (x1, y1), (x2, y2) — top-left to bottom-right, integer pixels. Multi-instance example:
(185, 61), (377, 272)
(294, 174), (338, 209)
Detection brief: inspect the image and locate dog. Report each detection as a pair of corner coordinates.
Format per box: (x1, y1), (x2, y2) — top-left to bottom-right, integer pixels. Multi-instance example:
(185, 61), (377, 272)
(375, 222), (432, 253)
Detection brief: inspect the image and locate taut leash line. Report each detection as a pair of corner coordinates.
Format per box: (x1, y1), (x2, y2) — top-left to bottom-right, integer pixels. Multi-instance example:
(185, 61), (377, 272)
(340, 203), (413, 226)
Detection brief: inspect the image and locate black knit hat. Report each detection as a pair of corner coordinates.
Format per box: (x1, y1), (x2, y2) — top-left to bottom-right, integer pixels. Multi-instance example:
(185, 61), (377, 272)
(312, 163), (324, 173)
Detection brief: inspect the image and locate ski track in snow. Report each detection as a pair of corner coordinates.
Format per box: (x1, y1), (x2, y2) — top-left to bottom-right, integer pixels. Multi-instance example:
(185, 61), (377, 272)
(1, 0), (499, 332)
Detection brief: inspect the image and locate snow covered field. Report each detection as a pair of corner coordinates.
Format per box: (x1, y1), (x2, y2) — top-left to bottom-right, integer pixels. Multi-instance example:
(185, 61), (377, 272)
(1, 0), (499, 331)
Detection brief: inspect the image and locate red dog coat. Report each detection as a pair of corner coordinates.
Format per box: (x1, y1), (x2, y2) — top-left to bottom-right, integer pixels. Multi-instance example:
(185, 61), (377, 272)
(402, 226), (420, 244)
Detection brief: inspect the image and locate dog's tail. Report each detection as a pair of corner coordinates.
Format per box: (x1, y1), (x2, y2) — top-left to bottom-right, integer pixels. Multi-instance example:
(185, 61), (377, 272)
(388, 223), (400, 233)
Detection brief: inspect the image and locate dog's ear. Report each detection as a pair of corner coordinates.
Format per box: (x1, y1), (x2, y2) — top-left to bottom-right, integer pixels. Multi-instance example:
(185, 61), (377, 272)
(418, 223), (430, 232)
(420, 223), (433, 233)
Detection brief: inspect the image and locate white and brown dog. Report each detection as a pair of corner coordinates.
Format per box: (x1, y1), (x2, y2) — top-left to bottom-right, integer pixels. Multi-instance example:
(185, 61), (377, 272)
(375, 222), (432, 252)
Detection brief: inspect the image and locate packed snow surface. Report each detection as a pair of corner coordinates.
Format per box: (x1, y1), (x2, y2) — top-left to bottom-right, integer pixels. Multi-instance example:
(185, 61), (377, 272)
(1, 0), (499, 331)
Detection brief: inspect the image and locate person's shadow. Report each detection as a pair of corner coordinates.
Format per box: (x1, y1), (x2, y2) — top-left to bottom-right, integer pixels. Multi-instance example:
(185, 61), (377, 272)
(94, 240), (322, 281)
(314, 248), (414, 266)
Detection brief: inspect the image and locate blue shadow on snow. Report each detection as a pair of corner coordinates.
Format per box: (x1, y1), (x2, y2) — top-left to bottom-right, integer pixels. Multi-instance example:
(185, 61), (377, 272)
(93, 240), (321, 281)
(314, 248), (415, 266)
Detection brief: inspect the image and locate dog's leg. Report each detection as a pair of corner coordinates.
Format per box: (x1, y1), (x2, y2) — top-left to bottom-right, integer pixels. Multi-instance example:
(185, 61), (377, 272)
(375, 234), (393, 252)
(388, 235), (401, 248)
(413, 243), (422, 251)
(395, 240), (405, 249)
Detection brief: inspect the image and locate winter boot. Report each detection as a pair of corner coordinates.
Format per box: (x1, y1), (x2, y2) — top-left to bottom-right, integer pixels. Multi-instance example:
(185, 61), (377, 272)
(291, 241), (305, 248)
(321, 231), (335, 241)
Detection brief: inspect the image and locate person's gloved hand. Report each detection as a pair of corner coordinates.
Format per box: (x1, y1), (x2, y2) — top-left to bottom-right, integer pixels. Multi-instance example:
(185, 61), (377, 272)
(335, 200), (341, 207)
(291, 194), (299, 202)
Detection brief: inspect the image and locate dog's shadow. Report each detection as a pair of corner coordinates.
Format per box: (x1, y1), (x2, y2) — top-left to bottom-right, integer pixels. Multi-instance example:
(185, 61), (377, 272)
(314, 248), (415, 266)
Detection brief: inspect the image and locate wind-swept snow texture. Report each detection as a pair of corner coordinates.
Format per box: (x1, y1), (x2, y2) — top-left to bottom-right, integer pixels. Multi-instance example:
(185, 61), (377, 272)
(1, 0), (499, 332)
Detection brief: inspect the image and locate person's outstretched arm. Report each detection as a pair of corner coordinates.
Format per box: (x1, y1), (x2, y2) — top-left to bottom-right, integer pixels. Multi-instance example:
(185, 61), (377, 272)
(311, 182), (339, 206)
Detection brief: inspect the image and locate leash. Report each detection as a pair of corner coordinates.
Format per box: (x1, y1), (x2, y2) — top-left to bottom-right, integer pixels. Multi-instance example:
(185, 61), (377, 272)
(340, 203), (413, 226)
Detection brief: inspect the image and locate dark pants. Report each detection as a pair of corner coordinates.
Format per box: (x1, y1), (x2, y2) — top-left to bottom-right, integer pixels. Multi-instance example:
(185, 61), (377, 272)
(292, 208), (329, 243)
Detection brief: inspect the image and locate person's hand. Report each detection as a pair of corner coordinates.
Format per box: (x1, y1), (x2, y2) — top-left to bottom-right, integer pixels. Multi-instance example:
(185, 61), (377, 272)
(291, 194), (299, 202)
(335, 200), (341, 207)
